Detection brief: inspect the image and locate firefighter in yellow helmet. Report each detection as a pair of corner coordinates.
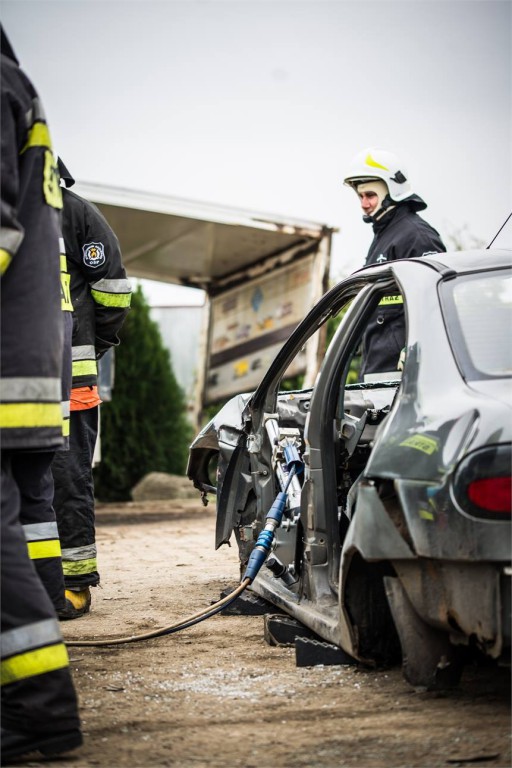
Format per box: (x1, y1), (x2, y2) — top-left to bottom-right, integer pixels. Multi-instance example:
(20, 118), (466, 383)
(0, 26), (82, 761)
(344, 147), (446, 378)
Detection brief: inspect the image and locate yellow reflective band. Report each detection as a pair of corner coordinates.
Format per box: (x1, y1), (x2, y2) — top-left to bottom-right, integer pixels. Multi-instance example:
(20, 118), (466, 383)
(91, 289), (132, 308)
(0, 402), (62, 429)
(27, 539), (62, 560)
(62, 416), (70, 438)
(60, 253), (68, 271)
(0, 248), (12, 275)
(62, 558), (97, 576)
(399, 435), (439, 455)
(379, 295), (403, 306)
(72, 360), (97, 377)
(419, 509), (435, 521)
(43, 150), (63, 209)
(21, 122), (52, 153)
(1, 643), (69, 686)
(61, 271), (73, 311)
(365, 152), (389, 171)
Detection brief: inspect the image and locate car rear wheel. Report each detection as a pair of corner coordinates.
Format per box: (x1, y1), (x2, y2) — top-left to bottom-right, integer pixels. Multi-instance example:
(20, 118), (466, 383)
(343, 553), (401, 667)
(384, 575), (464, 690)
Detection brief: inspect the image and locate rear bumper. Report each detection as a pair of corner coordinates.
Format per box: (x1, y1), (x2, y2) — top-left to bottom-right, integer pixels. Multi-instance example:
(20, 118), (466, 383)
(391, 559), (511, 660)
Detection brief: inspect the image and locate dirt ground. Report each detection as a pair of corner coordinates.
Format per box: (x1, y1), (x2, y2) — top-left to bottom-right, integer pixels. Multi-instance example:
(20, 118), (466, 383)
(30, 498), (511, 768)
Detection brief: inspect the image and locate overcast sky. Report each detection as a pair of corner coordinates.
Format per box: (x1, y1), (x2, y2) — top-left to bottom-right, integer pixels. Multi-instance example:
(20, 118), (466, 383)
(3, 0), (511, 304)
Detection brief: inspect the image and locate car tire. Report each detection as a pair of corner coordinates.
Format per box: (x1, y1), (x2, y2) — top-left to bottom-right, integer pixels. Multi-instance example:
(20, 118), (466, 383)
(384, 575), (464, 690)
(343, 553), (401, 667)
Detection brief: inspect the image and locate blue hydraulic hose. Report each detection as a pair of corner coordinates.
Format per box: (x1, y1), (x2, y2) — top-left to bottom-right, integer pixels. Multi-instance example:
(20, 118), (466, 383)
(66, 460), (303, 647)
(243, 465), (298, 582)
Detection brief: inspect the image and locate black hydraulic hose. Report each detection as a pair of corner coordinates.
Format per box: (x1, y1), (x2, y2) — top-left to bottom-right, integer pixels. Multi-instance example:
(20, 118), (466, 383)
(66, 466), (299, 648)
(66, 577), (251, 648)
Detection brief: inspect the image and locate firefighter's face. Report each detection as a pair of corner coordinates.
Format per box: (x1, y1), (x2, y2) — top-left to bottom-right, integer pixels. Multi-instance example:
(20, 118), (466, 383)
(358, 189), (379, 215)
(355, 179), (388, 218)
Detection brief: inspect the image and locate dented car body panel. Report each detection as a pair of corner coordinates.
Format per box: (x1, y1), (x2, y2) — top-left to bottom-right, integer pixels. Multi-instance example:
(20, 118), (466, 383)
(188, 249), (512, 688)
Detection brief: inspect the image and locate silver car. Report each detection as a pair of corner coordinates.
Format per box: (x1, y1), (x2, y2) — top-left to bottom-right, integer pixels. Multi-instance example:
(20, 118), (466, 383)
(188, 248), (512, 689)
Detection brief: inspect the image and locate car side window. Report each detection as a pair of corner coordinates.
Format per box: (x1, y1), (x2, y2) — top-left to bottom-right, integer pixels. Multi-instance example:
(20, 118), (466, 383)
(441, 270), (512, 380)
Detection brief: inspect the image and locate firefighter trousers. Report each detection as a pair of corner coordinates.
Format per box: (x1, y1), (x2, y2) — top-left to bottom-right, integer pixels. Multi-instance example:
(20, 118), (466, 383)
(12, 450), (66, 612)
(51, 406), (100, 589)
(1, 453), (81, 735)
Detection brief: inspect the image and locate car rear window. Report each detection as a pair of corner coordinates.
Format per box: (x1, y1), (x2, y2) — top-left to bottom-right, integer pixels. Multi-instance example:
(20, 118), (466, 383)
(442, 269), (512, 380)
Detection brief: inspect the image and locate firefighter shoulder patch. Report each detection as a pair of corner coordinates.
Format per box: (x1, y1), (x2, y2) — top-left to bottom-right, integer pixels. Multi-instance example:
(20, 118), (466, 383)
(82, 242), (105, 268)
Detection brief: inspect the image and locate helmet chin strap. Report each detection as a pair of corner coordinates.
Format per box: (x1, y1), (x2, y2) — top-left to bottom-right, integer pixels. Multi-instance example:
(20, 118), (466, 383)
(355, 180), (393, 224)
(362, 195), (395, 224)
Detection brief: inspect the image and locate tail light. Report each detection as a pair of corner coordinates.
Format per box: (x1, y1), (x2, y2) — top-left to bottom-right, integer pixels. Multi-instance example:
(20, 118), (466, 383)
(467, 477), (511, 514)
(453, 444), (512, 521)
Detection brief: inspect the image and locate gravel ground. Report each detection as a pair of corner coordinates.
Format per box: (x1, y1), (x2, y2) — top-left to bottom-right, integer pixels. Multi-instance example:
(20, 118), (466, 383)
(18, 498), (511, 768)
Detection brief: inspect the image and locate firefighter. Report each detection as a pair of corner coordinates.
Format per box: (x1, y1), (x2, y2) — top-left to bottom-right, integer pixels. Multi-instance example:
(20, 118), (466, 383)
(343, 147), (445, 378)
(0, 26), (82, 761)
(52, 160), (132, 619)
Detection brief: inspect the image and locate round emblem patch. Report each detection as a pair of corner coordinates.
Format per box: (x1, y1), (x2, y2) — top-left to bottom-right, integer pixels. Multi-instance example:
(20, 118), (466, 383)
(82, 242), (105, 268)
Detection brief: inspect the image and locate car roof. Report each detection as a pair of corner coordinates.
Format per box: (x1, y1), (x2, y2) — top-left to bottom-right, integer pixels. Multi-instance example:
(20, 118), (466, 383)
(352, 248), (511, 282)
(421, 248), (511, 275)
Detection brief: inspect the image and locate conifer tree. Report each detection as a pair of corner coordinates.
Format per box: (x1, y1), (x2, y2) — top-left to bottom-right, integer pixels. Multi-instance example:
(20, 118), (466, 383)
(94, 285), (193, 501)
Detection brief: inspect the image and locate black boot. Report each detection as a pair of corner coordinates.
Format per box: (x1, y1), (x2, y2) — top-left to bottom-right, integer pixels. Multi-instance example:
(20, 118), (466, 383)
(0, 726), (82, 762)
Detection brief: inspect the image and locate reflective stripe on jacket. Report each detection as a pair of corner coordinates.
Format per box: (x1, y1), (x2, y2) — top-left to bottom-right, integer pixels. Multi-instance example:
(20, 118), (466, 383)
(60, 238), (73, 442)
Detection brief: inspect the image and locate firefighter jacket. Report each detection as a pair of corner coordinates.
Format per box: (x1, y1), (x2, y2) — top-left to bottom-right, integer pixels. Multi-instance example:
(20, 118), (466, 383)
(61, 187), (132, 388)
(0, 28), (80, 736)
(0, 36), (64, 451)
(360, 202), (445, 377)
(365, 202), (445, 267)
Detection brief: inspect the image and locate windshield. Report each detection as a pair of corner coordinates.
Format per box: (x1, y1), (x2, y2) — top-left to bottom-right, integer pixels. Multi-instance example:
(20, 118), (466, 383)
(441, 268), (512, 380)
